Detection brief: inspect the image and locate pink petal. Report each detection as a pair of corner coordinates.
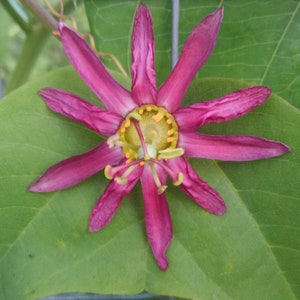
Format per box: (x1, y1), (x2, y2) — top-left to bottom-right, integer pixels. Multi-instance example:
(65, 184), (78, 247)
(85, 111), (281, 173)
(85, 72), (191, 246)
(40, 88), (123, 136)
(157, 7), (223, 112)
(59, 23), (136, 116)
(174, 86), (271, 130)
(166, 157), (226, 215)
(28, 141), (123, 192)
(89, 164), (143, 232)
(179, 132), (291, 161)
(140, 164), (172, 270)
(131, 4), (156, 105)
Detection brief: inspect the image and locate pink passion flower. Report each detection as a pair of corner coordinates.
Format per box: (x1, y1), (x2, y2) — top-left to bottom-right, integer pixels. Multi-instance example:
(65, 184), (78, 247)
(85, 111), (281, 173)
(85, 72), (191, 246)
(29, 4), (290, 270)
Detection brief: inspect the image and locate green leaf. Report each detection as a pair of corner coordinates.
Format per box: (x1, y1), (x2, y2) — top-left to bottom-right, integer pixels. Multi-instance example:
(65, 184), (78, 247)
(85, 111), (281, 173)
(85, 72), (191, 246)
(0, 66), (299, 299)
(85, 0), (300, 108)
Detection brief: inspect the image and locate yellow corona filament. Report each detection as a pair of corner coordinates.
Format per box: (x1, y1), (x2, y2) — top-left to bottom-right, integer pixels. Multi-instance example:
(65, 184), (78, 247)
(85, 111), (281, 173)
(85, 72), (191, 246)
(152, 111), (165, 123)
(167, 128), (175, 136)
(124, 119), (131, 128)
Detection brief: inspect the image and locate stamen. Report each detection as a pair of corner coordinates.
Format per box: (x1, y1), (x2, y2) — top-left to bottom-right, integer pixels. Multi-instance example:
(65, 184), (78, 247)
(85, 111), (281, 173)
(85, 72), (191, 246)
(167, 137), (175, 143)
(146, 106), (152, 112)
(115, 164), (138, 185)
(158, 148), (184, 159)
(104, 160), (140, 180)
(149, 162), (167, 194)
(166, 119), (172, 125)
(151, 158), (184, 186)
(107, 134), (120, 148)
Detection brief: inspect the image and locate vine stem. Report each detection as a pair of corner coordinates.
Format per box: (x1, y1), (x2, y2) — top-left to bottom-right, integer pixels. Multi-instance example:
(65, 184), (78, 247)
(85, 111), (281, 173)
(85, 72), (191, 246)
(20, 0), (58, 32)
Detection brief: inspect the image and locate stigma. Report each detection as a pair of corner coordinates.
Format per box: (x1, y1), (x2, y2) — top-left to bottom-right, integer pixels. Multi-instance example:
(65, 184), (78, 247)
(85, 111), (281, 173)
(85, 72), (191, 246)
(106, 105), (184, 193)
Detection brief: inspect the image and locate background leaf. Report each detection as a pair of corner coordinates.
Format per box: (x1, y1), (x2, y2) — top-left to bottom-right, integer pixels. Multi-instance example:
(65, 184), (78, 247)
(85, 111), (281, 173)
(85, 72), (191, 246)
(1, 0), (300, 299)
(85, 0), (300, 108)
(0, 67), (299, 299)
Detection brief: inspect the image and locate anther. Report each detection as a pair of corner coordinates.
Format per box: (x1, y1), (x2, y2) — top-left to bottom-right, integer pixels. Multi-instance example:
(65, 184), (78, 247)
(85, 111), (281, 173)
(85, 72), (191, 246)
(166, 119), (172, 125)
(167, 137), (175, 143)
(158, 148), (184, 159)
(173, 172), (184, 186)
(104, 165), (114, 179)
(146, 106), (152, 112)
(107, 134), (120, 148)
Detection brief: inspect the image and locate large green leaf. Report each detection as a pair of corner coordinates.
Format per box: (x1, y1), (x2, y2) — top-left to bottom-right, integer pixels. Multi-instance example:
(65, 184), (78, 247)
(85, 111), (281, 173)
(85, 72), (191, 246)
(85, 0), (300, 108)
(0, 66), (299, 299)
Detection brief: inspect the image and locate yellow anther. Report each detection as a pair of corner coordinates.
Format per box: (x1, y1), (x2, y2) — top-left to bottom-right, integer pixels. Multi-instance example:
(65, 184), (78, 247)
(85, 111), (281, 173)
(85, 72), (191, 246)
(173, 172), (184, 186)
(146, 106), (152, 112)
(166, 119), (172, 125)
(107, 134), (120, 148)
(138, 108), (144, 114)
(121, 127), (126, 133)
(139, 161), (145, 166)
(158, 148), (184, 159)
(104, 165), (113, 179)
(125, 152), (130, 159)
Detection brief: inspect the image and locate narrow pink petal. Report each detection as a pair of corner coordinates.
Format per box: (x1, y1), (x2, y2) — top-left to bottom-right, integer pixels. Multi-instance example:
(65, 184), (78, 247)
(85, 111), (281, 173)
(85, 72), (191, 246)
(40, 88), (123, 136)
(179, 132), (291, 161)
(174, 86), (271, 130)
(89, 164), (143, 232)
(157, 7), (223, 112)
(59, 23), (136, 116)
(131, 4), (156, 105)
(166, 157), (226, 215)
(140, 164), (172, 270)
(28, 141), (123, 192)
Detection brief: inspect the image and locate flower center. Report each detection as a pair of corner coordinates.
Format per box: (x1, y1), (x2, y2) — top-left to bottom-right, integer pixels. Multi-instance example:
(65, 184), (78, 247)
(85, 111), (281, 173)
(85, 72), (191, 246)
(117, 105), (181, 161)
(106, 105), (184, 193)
